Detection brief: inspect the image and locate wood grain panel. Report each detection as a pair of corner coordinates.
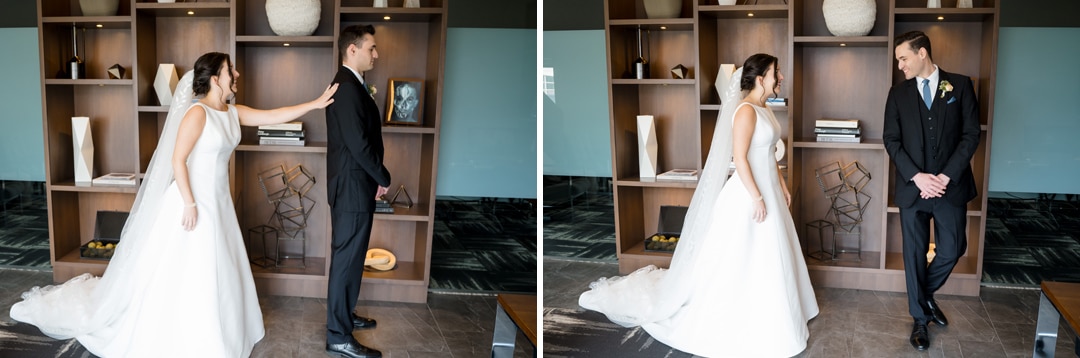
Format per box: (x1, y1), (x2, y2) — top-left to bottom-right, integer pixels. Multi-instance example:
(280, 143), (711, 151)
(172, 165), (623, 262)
(369, 220), (419, 262)
(638, 85), (699, 172)
(796, 148), (888, 253)
(798, 46), (889, 140)
(73, 85), (139, 175)
(76, 192), (137, 247)
(613, 186), (644, 252)
(892, 22), (984, 87)
(234, 151), (330, 259)
(154, 16), (232, 76)
(236, 46), (334, 142)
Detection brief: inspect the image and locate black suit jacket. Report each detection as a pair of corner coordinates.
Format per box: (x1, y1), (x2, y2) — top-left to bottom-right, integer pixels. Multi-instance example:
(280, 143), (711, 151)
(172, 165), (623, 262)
(326, 66), (391, 212)
(883, 69), (980, 209)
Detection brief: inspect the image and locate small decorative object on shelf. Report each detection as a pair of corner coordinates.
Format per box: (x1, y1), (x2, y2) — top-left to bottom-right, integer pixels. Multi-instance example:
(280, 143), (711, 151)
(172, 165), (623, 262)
(815, 118), (861, 143)
(404, 0), (420, 8)
(822, 0), (876, 37)
(632, 27), (650, 79)
(656, 168), (698, 181)
(715, 64), (736, 103)
(107, 64), (125, 79)
(256, 164), (317, 268)
(79, 0), (119, 16)
(386, 78), (424, 125)
(637, 115), (658, 179)
(927, 0), (941, 8)
(389, 184), (413, 208)
(258, 121), (305, 146)
(157, 0), (176, 3)
(92, 172), (136, 186)
(266, 0), (321, 36)
(643, 0), (681, 19)
(364, 248), (397, 271)
(68, 26), (86, 80)
(812, 161), (872, 262)
(154, 64), (178, 106)
(644, 205), (688, 252)
(717, 0), (737, 5)
(72, 116), (94, 186)
(670, 64), (688, 79)
(81, 211), (127, 260)
(957, 0), (972, 8)
(374, 0), (387, 7)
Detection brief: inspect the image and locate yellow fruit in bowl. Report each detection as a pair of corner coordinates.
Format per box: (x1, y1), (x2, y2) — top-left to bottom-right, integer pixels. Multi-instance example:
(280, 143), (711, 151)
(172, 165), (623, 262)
(105, 243), (115, 249)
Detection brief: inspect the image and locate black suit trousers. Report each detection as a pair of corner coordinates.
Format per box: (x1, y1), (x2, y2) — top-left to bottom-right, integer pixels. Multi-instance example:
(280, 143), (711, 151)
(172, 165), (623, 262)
(901, 197), (967, 324)
(325, 207), (376, 344)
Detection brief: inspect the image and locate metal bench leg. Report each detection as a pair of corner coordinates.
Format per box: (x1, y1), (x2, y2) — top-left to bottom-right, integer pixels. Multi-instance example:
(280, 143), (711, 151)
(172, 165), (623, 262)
(1034, 292), (1060, 357)
(491, 304), (516, 358)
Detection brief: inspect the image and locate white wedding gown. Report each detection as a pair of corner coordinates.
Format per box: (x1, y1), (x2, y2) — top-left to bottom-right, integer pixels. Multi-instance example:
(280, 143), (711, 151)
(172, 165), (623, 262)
(580, 102), (819, 358)
(10, 103), (264, 357)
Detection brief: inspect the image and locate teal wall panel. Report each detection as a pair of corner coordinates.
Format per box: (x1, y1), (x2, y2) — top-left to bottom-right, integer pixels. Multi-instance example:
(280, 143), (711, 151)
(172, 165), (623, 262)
(989, 27), (1080, 195)
(437, 28), (537, 198)
(0, 27), (45, 181)
(542, 30), (611, 177)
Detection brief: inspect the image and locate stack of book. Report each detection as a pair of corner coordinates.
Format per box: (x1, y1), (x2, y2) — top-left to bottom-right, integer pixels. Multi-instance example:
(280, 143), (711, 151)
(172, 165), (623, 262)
(815, 118), (861, 143)
(656, 169), (699, 181)
(766, 97), (787, 107)
(375, 198), (394, 214)
(258, 121), (305, 146)
(92, 173), (137, 186)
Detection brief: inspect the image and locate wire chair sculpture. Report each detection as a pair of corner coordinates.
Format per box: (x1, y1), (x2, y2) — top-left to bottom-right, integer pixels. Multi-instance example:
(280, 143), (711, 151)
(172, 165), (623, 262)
(250, 163), (317, 268)
(807, 161), (872, 262)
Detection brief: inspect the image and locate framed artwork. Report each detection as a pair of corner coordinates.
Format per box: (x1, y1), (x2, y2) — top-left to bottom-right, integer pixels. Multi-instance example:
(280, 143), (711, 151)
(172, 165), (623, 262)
(386, 78), (424, 125)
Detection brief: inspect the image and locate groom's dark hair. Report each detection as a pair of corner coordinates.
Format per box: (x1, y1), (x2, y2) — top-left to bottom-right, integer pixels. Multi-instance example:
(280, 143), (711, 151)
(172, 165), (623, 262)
(895, 31), (933, 61)
(338, 24), (377, 62)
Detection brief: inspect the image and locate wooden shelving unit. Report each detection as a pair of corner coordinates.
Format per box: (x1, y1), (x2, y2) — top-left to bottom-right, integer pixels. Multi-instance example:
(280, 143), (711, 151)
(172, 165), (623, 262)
(605, 0), (997, 296)
(37, 0), (446, 303)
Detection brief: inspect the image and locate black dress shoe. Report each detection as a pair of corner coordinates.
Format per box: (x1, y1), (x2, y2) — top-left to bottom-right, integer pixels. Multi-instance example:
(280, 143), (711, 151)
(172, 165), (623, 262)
(926, 299), (949, 326)
(326, 339), (382, 358)
(910, 322), (930, 351)
(352, 314), (377, 330)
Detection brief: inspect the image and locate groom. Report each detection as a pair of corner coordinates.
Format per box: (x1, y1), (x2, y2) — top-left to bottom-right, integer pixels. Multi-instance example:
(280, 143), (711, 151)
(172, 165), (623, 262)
(883, 30), (980, 351)
(324, 24), (391, 358)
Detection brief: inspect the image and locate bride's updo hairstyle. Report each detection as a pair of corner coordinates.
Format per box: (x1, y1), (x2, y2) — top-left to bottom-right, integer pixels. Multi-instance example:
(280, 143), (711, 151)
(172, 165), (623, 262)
(739, 53), (779, 91)
(192, 52), (231, 96)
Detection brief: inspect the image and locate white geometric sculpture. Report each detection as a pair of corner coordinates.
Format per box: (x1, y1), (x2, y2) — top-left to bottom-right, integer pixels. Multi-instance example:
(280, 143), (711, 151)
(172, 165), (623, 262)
(927, 0), (941, 8)
(822, 0), (876, 36)
(715, 63), (736, 102)
(956, 0), (971, 8)
(374, 0), (387, 7)
(72, 116), (94, 186)
(404, 0), (420, 8)
(266, 0), (321, 36)
(637, 115), (658, 179)
(154, 64), (178, 106)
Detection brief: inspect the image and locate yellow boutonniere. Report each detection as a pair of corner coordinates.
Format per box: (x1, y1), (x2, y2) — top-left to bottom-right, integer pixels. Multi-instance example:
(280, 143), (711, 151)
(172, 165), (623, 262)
(938, 80), (953, 98)
(367, 84), (377, 96)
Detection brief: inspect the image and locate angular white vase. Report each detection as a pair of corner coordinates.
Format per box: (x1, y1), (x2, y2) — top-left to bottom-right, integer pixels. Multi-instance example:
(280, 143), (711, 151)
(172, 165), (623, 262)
(79, 0), (119, 16)
(72, 117), (94, 186)
(374, 0), (387, 7)
(957, 0), (972, 8)
(714, 64), (736, 103)
(927, 0), (941, 8)
(266, 0), (321, 36)
(822, 0), (876, 36)
(637, 115), (658, 179)
(404, 0), (420, 8)
(154, 64), (178, 106)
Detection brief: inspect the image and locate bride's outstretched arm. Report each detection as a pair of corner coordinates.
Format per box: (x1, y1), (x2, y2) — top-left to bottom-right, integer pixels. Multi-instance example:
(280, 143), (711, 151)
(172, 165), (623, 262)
(235, 83), (338, 127)
(732, 105), (766, 223)
(172, 105), (207, 231)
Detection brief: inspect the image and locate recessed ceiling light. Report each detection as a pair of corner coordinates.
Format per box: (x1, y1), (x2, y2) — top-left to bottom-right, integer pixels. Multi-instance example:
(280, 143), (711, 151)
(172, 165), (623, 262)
(283, 43), (291, 47)
(660, 26), (667, 30)
(748, 13), (754, 17)
(840, 43), (847, 47)
(384, 16), (391, 20)
(937, 16), (944, 20)
(96, 24), (103, 28)
(188, 11), (195, 15)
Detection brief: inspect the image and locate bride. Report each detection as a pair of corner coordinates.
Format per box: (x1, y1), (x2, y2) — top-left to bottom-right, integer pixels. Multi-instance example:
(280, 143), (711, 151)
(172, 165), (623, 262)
(10, 52), (336, 357)
(579, 54), (819, 357)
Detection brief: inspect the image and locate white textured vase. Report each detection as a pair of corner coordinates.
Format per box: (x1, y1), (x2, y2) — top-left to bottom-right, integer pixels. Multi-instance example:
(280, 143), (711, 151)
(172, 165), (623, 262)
(714, 63), (736, 102)
(266, 0), (321, 36)
(72, 117), (94, 186)
(404, 0), (420, 8)
(154, 64), (178, 106)
(822, 0), (876, 36)
(643, 0), (681, 19)
(957, 0), (972, 8)
(79, 0), (119, 16)
(374, 0), (387, 7)
(717, 0), (737, 4)
(637, 115), (658, 179)
(927, 0), (941, 8)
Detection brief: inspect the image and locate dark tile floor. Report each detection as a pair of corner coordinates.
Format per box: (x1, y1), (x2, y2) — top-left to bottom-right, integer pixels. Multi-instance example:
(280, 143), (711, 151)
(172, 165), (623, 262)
(544, 258), (1078, 358)
(0, 268), (534, 358)
(541, 176), (616, 262)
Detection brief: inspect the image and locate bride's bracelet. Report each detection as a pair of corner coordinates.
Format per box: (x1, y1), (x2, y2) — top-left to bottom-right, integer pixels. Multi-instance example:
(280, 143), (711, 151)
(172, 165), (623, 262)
(753, 195), (763, 201)
(185, 202), (197, 208)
